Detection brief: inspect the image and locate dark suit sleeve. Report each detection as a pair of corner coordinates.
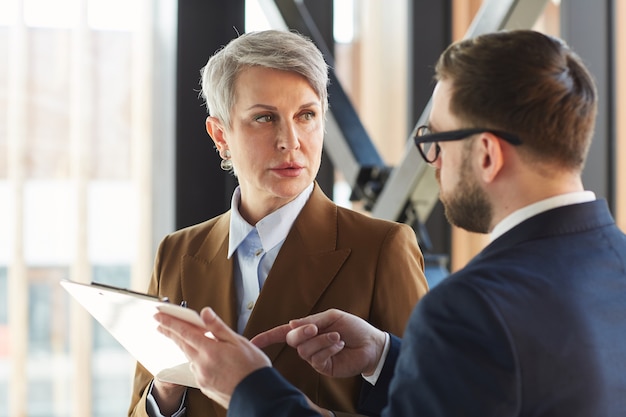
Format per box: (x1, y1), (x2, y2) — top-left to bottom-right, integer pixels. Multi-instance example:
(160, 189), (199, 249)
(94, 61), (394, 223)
(381, 280), (519, 417)
(358, 334), (402, 416)
(228, 368), (323, 417)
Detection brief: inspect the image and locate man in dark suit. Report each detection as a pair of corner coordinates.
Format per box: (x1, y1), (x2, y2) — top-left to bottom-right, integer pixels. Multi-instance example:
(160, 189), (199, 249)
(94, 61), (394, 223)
(155, 29), (626, 416)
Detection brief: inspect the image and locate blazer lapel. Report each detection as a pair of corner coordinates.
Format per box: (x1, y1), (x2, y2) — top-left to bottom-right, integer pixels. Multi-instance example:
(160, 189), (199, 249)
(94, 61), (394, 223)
(243, 185), (350, 361)
(180, 212), (238, 331)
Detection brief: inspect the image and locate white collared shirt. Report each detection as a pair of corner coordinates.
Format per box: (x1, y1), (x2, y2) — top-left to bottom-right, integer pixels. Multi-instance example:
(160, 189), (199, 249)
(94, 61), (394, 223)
(490, 191), (596, 242)
(228, 183), (314, 333)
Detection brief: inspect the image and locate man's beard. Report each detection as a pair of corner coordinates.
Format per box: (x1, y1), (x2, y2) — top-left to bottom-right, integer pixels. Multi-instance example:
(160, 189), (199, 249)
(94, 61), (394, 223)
(437, 156), (493, 234)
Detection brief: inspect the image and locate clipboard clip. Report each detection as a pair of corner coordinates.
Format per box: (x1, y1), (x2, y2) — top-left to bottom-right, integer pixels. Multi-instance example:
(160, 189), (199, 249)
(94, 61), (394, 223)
(160, 297), (187, 309)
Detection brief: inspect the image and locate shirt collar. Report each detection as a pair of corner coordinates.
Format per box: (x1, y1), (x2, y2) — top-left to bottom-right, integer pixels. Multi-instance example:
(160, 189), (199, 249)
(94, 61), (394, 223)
(490, 191), (596, 242)
(228, 183), (314, 258)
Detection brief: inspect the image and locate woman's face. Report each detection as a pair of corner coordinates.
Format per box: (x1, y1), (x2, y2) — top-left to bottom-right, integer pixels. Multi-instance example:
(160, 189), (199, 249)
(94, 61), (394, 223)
(207, 66), (324, 224)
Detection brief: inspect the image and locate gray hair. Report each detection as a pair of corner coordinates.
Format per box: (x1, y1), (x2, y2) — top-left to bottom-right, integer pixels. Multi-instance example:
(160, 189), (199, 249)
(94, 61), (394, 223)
(200, 30), (329, 128)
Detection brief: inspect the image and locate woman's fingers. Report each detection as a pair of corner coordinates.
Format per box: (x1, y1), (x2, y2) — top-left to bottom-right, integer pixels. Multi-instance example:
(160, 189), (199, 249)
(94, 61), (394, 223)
(250, 323), (293, 348)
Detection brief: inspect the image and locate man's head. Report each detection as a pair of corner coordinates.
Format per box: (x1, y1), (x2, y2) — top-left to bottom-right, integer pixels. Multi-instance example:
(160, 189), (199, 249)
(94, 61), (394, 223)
(423, 30), (598, 233)
(200, 30), (329, 129)
(435, 29), (597, 171)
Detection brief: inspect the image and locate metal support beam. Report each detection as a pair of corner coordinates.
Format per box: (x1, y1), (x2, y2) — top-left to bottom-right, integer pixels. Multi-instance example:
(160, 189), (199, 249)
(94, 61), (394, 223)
(371, 0), (550, 222)
(300, 0), (336, 198)
(261, 0), (390, 208)
(261, 0), (551, 231)
(561, 0), (616, 211)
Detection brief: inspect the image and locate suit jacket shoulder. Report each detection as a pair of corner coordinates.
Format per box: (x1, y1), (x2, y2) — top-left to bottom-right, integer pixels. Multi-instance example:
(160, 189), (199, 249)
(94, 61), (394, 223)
(378, 200), (626, 416)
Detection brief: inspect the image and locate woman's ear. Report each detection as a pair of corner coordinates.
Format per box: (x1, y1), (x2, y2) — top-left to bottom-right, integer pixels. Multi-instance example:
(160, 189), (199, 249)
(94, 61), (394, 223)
(206, 116), (227, 152)
(478, 133), (504, 184)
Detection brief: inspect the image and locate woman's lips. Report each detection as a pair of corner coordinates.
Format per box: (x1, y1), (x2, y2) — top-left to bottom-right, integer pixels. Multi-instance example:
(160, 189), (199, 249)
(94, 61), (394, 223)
(271, 164), (304, 177)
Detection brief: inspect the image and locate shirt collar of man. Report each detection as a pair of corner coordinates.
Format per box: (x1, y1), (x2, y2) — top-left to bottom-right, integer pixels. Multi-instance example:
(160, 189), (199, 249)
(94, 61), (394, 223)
(227, 183), (315, 258)
(490, 190), (596, 242)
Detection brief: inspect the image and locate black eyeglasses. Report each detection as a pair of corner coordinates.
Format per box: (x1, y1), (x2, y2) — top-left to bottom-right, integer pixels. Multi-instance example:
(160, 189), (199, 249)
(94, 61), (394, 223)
(413, 125), (522, 163)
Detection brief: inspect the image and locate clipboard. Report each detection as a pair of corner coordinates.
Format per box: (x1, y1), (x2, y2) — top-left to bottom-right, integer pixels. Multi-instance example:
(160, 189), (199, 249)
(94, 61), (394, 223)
(60, 279), (204, 388)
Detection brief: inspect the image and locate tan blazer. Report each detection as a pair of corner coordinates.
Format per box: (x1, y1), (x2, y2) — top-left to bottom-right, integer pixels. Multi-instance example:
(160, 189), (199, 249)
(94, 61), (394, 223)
(128, 183), (428, 417)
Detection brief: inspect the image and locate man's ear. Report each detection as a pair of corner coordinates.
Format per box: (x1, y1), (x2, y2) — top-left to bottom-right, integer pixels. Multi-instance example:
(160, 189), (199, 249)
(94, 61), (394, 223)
(206, 116), (227, 151)
(478, 133), (504, 184)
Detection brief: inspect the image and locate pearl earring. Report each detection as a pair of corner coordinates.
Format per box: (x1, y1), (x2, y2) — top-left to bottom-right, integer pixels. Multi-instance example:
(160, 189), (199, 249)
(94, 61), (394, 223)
(220, 150), (233, 171)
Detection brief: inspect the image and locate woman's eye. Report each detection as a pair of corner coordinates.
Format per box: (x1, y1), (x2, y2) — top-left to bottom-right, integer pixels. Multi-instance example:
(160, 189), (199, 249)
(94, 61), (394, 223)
(255, 114), (273, 123)
(301, 111), (315, 120)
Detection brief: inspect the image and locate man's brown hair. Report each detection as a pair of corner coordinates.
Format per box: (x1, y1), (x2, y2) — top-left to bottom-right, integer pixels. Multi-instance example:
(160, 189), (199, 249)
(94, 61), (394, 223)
(435, 30), (597, 171)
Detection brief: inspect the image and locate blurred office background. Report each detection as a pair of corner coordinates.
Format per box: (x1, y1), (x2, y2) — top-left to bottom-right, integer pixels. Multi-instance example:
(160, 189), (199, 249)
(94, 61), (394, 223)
(1, 0), (624, 416)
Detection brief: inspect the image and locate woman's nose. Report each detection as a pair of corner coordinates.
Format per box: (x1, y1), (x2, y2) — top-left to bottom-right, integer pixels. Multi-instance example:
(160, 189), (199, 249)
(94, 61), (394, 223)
(277, 121), (300, 150)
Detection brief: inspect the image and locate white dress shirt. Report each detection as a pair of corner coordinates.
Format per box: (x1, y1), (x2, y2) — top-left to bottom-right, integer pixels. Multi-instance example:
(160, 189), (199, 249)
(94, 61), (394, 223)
(228, 183), (313, 333)
(490, 191), (596, 241)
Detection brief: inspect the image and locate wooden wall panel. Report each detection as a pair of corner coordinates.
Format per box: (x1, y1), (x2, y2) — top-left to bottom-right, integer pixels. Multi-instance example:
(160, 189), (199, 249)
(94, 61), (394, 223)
(617, 0), (626, 231)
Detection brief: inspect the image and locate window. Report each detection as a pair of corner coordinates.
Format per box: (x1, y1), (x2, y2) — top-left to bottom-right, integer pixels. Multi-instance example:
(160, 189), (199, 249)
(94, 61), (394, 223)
(0, 1), (176, 416)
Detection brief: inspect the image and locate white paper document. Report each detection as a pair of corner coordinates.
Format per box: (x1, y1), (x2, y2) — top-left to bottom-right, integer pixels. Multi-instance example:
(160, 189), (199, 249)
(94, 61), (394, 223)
(60, 279), (204, 388)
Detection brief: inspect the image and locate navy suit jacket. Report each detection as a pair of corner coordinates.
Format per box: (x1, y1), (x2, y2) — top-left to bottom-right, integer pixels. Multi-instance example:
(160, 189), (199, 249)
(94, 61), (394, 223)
(229, 200), (626, 417)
